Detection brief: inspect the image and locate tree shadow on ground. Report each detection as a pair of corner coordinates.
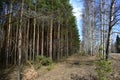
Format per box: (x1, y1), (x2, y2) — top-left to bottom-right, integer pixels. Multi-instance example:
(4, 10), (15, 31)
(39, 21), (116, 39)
(70, 73), (97, 80)
(0, 65), (17, 80)
(65, 59), (95, 68)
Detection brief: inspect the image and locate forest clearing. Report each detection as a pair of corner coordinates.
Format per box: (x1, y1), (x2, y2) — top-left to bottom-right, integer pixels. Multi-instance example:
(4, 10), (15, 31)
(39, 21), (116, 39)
(0, 53), (120, 80)
(37, 53), (120, 80)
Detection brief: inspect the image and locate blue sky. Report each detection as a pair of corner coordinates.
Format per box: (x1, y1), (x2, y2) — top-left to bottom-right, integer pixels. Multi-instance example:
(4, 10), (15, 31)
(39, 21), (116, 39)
(70, 0), (83, 40)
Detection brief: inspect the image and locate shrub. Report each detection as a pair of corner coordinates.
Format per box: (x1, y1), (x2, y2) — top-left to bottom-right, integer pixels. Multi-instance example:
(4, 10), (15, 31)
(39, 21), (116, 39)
(95, 60), (112, 80)
(35, 56), (53, 69)
(95, 46), (112, 80)
(42, 57), (53, 66)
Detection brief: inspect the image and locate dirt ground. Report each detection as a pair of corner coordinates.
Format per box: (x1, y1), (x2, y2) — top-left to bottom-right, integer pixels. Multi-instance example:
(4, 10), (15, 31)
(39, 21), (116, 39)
(36, 53), (120, 80)
(0, 53), (120, 80)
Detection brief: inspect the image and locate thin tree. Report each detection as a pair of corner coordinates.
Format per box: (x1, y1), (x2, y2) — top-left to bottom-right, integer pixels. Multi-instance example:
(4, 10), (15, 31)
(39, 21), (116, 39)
(105, 0), (115, 60)
(18, 0), (24, 79)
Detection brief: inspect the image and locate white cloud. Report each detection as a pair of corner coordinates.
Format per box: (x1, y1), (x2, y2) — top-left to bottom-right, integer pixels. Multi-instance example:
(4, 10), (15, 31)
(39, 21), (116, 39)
(70, 0), (83, 39)
(70, 0), (83, 21)
(72, 7), (82, 21)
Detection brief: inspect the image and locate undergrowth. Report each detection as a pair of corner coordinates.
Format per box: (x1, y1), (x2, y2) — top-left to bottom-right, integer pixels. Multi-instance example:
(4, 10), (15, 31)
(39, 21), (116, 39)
(35, 56), (53, 70)
(95, 46), (112, 80)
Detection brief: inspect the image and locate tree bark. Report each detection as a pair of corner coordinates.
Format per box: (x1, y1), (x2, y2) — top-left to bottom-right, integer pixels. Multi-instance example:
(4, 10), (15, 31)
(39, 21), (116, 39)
(36, 21), (39, 57)
(18, 0), (24, 79)
(66, 19), (69, 57)
(49, 18), (53, 59)
(41, 18), (44, 57)
(6, 0), (12, 67)
(25, 8), (30, 61)
(33, 5), (36, 61)
(57, 16), (60, 61)
(106, 0), (115, 60)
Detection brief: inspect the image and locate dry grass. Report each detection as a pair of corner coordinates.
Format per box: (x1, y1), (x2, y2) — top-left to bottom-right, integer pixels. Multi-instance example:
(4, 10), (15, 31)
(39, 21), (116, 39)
(1, 53), (120, 80)
(36, 53), (120, 80)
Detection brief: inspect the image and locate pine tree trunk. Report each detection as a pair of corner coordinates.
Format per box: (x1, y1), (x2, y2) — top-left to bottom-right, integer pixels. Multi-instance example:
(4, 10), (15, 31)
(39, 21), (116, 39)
(53, 26), (55, 60)
(49, 18), (53, 59)
(49, 0), (53, 59)
(18, 0), (24, 79)
(37, 22), (39, 57)
(6, 0), (12, 67)
(25, 8), (30, 61)
(33, 5), (36, 61)
(70, 31), (73, 55)
(14, 21), (19, 64)
(66, 19), (69, 57)
(47, 21), (50, 57)
(60, 26), (63, 58)
(41, 18), (44, 57)
(57, 16), (60, 61)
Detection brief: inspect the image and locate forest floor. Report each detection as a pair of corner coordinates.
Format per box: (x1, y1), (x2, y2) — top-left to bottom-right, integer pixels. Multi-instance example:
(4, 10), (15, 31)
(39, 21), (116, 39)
(0, 53), (120, 80)
(36, 53), (120, 80)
